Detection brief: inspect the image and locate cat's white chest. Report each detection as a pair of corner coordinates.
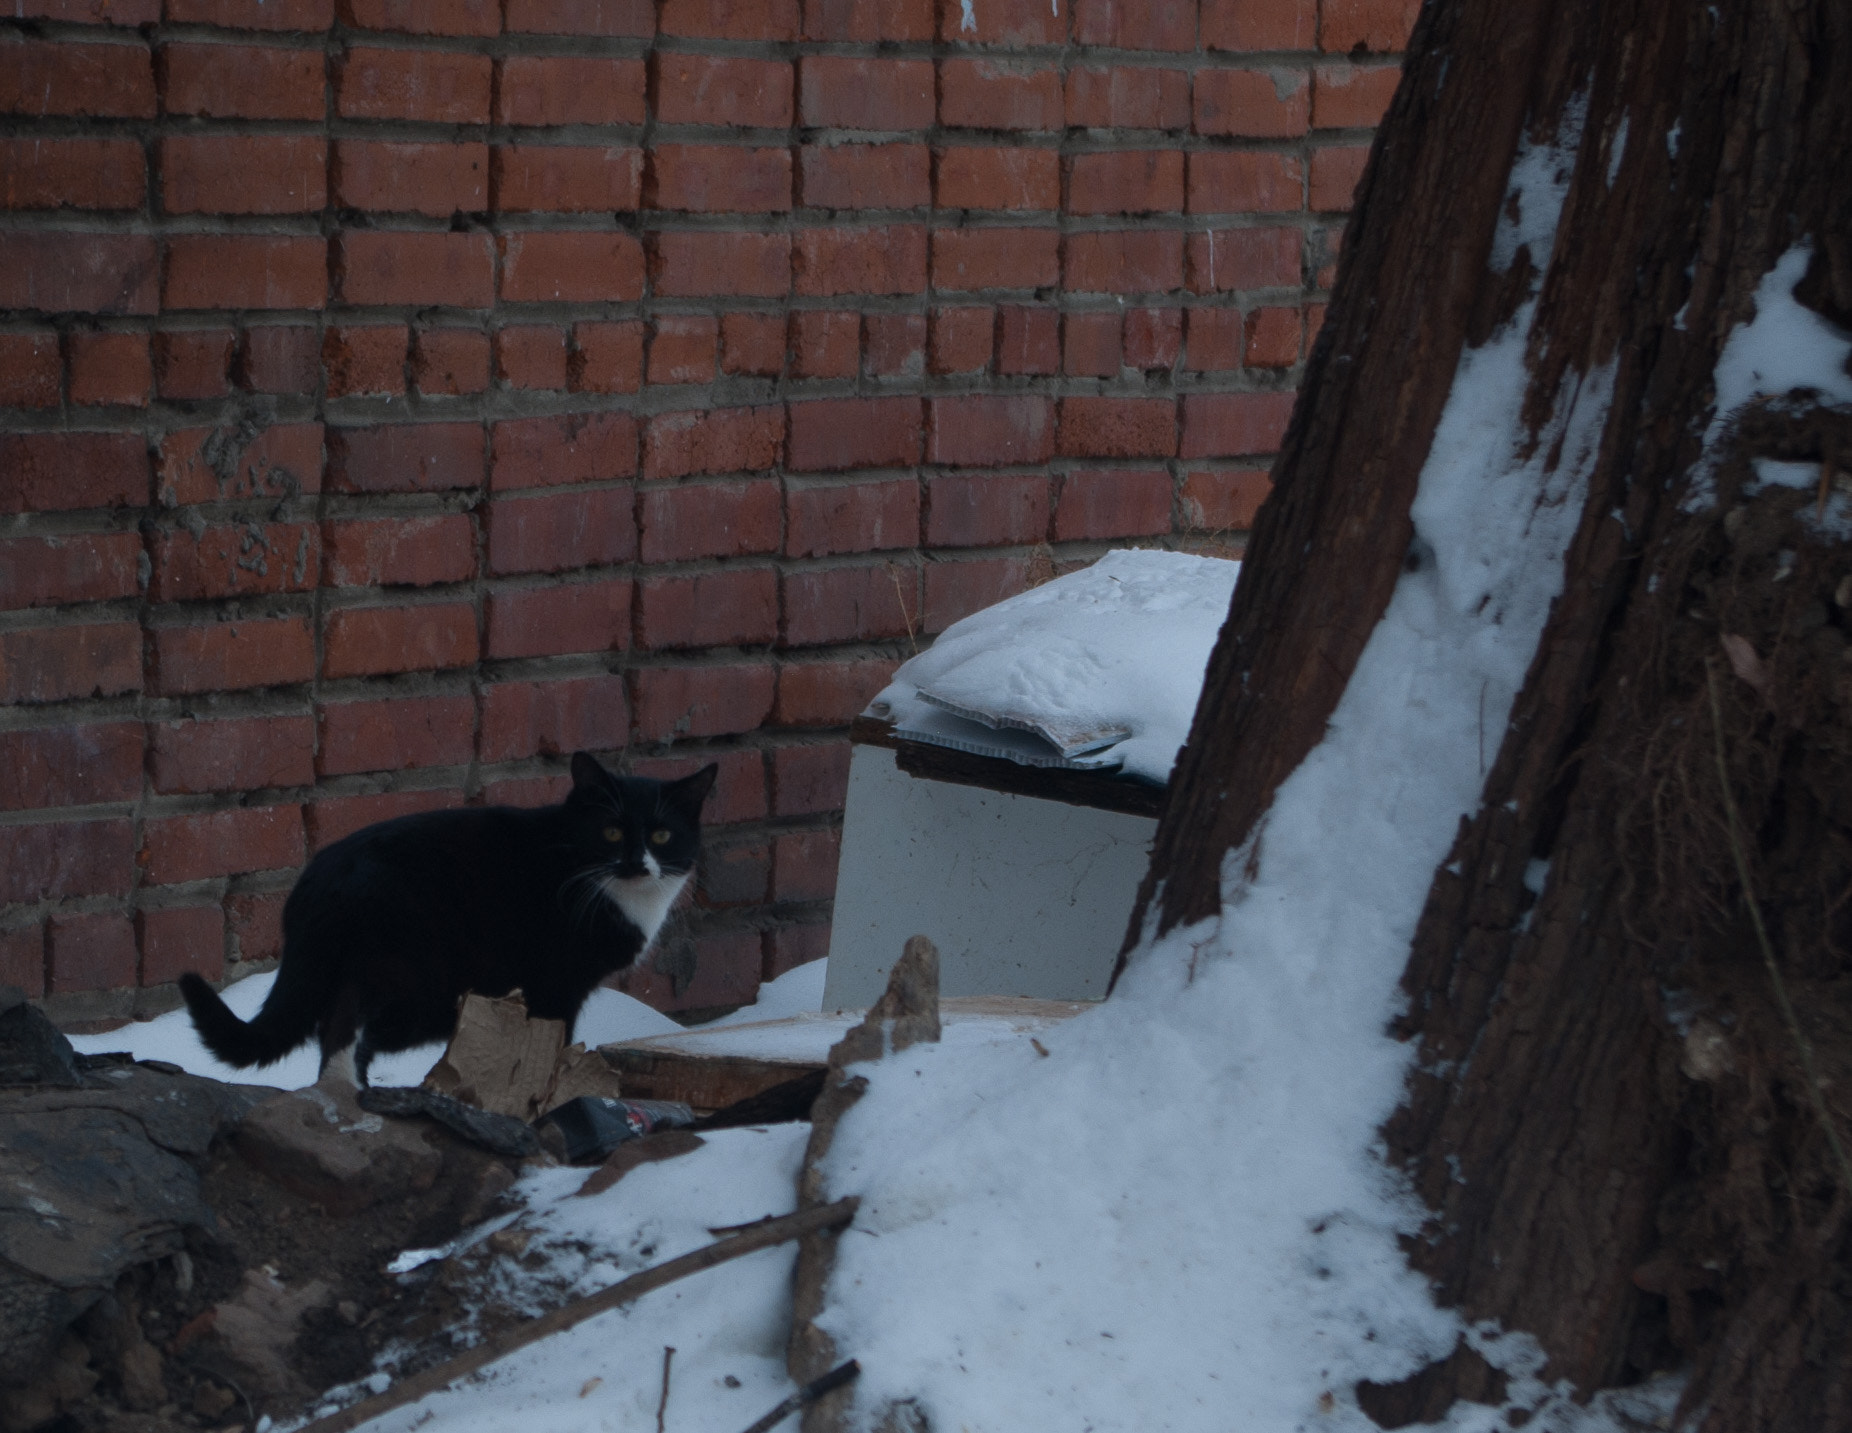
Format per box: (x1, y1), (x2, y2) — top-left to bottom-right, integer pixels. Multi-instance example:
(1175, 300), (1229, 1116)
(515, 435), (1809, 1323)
(602, 862), (688, 950)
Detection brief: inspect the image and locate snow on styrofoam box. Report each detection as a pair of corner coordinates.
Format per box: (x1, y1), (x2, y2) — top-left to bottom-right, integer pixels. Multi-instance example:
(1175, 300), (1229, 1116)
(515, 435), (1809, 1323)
(867, 548), (1241, 784)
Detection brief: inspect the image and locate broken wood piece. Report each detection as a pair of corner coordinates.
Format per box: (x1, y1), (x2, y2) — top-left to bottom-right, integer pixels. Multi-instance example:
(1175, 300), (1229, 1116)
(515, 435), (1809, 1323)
(574, 1129), (706, 1197)
(599, 1047), (826, 1113)
(737, 1360), (861, 1433)
(290, 1196), (859, 1433)
(423, 992), (567, 1122)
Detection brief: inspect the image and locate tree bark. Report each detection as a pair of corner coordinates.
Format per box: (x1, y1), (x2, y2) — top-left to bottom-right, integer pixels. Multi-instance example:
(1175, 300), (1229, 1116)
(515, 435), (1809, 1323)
(1123, 0), (1852, 1427)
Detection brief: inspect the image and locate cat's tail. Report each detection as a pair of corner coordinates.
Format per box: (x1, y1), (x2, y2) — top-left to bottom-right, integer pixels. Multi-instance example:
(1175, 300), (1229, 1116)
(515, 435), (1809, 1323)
(178, 958), (325, 1069)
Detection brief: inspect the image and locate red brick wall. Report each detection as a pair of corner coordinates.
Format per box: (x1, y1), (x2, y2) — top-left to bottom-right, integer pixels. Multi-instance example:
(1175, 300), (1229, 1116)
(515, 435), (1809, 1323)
(0, 0), (1414, 1023)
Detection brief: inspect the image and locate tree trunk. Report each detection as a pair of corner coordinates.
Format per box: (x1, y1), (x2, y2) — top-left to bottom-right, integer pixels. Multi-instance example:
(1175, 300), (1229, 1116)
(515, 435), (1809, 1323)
(1122, 0), (1852, 1427)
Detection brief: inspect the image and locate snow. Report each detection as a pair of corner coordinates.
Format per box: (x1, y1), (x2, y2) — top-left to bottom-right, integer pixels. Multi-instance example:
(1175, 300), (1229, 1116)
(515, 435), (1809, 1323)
(869, 549), (1241, 784)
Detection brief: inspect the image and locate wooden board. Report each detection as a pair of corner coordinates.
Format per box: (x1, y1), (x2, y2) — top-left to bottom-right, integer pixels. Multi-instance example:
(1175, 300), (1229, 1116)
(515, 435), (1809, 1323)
(598, 1048), (825, 1114)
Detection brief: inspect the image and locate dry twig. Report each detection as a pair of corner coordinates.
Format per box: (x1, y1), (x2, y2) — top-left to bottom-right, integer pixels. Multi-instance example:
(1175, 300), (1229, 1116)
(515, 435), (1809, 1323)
(735, 1360), (861, 1433)
(656, 1345), (675, 1433)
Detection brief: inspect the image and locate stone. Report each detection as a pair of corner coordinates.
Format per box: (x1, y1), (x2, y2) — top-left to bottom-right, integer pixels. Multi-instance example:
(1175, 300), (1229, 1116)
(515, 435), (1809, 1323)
(0, 985), (81, 1088)
(205, 1268), (333, 1400)
(233, 1070), (443, 1216)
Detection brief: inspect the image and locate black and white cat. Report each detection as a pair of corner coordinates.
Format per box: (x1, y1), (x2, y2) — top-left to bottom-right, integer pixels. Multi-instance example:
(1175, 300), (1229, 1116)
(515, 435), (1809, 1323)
(179, 753), (717, 1086)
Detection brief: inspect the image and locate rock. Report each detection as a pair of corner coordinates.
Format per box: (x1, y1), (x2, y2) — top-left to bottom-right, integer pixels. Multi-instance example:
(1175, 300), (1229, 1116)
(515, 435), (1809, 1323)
(233, 1071), (442, 1216)
(0, 1331), (97, 1432)
(79, 1291), (166, 1410)
(0, 987), (80, 1089)
(203, 1268), (333, 1400)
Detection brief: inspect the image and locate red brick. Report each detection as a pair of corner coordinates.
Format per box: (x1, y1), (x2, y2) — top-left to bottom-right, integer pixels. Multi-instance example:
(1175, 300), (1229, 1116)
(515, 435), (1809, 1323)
(1058, 397), (1178, 458)
(1054, 468), (1173, 539)
(721, 314), (786, 376)
(572, 321), (644, 393)
(323, 515), (475, 588)
(411, 329), (491, 395)
(141, 806), (303, 885)
(1306, 300), (1328, 348)
(239, 325), (320, 395)
(149, 618), (315, 696)
(784, 563), (918, 646)
(485, 579), (631, 657)
(660, 0), (796, 38)
(1310, 143), (1370, 211)
(47, 912), (135, 994)
(491, 412), (637, 490)
(648, 316), (718, 385)
(0, 233), (158, 314)
(924, 472), (1048, 547)
(937, 146), (1059, 211)
(1, 820), (134, 903)
(500, 232), (646, 302)
(636, 569), (779, 650)
(638, 480), (782, 563)
(654, 54), (791, 127)
(1201, 0), (1313, 48)
(936, 0), (1061, 44)
(1185, 307), (1244, 370)
(798, 143), (931, 210)
(1125, 307), (1182, 369)
(698, 838), (769, 907)
(1064, 65), (1189, 128)
(931, 227), (1059, 290)
(149, 522), (319, 602)
(11, 0), (155, 21)
(163, 236), (327, 311)
(505, 0), (653, 34)
(149, 716), (316, 795)
(338, 231), (492, 307)
(160, 43), (324, 120)
(495, 324), (569, 389)
(1068, 150), (1184, 214)
(787, 479), (918, 557)
(791, 310), (859, 379)
(647, 145), (790, 212)
(328, 423), (483, 494)
(630, 664), (775, 741)
(335, 140), (487, 215)
(1064, 310), (1121, 377)
(659, 928), (764, 1012)
(804, 0), (930, 39)
(0, 925), (44, 998)
(497, 144), (642, 212)
(1195, 67), (1310, 137)
(166, 0), (332, 26)
(1312, 60), (1399, 126)
(479, 675), (631, 762)
(923, 553), (1030, 632)
(0, 332), (60, 406)
(772, 741), (850, 816)
(0, 723), (142, 811)
(317, 695), (476, 776)
(341, 0), (500, 33)
(1073, 0), (1194, 48)
(322, 602), (478, 678)
(929, 306), (992, 375)
(324, 324), (408, 398)
(0, 533), (140, 609)
(479, 775), (571, 807)
(157, 423), (322, 506)
(156, 329), (236, 399)
(227, 891), (286, 965)
(774, 657), (897, 724)
(865, 313), (927, 377)
(138, 907), (223, 987)
(794, 226), (927, 297)
(489, 489), (636, 574)
(764, 920), (828, 981)
(788, 396), (922, 472)
(927, 395), (1053, 466)
(0, 40), (154, 118)
(1245, 305), (1302, 366)
(1321, 0), (1417, 52)
(0, 625), (141, 705)
(643, 406), (784, 480)
(496, 56), (646, 123)
(1179, 391), (1296, 457)
(67, 331), (151, 407)
(338, 46), (491, 122)
(650, 231), (789, 298)
(799, 56), (933, 130)
(1, 432), (148, 513)
(1185, 227), (1302, 291)
(161, 135), (325, 215)
(0, 136), (144, 210)
(306, 789), (463, 851)
(773, 827), (840, 901)
(939, 58), (1062, 130)
(1188, 151), (1304, 213)
(1181, 468), (1271, 530)
(997, 304), (1058, 373)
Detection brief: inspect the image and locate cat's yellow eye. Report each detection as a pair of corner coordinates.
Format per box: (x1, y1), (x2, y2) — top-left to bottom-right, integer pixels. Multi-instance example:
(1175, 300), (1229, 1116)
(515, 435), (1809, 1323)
(649, 829), (671, 846)
(602, 826), (622, 843)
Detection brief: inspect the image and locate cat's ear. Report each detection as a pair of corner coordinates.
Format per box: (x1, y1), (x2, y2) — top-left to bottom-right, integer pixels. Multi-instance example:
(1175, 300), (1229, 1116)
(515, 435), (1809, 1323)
(669, 762), (719, 808)
(569, 751), (614, 796)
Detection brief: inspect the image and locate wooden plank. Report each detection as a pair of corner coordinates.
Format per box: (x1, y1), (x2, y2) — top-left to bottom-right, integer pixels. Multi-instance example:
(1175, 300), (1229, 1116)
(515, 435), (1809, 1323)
(892, 736), (1167, 818)
(599, 1047), (825, 1114)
